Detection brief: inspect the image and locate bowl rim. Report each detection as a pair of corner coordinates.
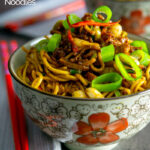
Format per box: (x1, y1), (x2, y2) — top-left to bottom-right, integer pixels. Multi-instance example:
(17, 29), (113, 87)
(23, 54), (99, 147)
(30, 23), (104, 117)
(8, 34), (150, 102)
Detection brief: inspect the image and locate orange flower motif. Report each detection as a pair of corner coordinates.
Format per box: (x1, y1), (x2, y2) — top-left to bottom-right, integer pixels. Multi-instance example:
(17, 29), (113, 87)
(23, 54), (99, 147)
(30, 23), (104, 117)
(120, 10), (150, 35)
(75, 113), (128, 145)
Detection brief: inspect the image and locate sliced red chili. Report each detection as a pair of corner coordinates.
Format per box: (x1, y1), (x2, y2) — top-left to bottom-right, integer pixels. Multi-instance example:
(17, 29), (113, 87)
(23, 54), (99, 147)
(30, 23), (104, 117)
(67, 29), (78, 53)
(71, 20), (119, 28)
(66, 14), (72, 27)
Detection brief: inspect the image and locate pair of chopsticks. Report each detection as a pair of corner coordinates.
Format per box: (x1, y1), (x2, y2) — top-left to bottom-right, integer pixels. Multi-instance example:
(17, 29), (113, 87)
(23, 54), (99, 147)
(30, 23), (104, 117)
(5, 0), (85, 31)
(0, 41), (29, 150)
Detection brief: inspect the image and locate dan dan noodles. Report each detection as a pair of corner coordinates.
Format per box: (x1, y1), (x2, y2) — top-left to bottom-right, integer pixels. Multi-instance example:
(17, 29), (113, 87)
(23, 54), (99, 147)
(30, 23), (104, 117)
(17, 6), (150, 98)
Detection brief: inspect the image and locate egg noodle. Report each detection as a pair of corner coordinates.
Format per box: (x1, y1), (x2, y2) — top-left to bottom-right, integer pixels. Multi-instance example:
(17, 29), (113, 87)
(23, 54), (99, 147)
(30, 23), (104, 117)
(17, 7), (150, 98)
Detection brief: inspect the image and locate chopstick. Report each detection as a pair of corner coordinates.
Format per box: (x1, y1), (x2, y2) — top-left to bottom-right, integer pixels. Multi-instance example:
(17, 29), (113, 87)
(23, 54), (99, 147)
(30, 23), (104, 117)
(0, 41), (21, 150)
(5, 0), (85, 31)
(0, 41), (29, 150)
(10, 40), (29, 150)
(9, 40), (18, 53)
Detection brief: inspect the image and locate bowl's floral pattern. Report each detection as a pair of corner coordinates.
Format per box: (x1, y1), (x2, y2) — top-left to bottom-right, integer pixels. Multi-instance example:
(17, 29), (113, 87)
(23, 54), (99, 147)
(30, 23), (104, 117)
(120, 10), (150, 35)
(110, 95), (150, 136)
(12, 77), (150, 148)
(74, 113), (128, 145)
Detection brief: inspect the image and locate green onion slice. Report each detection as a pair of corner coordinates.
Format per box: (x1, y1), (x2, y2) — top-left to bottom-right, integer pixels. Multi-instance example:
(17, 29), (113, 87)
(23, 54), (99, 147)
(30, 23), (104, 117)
(131, 40), (149, 54)
(63, 14), (81, 30)
(70, 69), (81, 75)
(47, 34), (61, 52)
(92, 5), (112, 23)
(92, 72), (122, 92)
(114, 90), (121, 97)
(115, 53), (142, 81)
(35, 39), (48, 51)
(131, 50), (150, 66)
(101, 44), (115, 62)
(127, 69), (135, 74)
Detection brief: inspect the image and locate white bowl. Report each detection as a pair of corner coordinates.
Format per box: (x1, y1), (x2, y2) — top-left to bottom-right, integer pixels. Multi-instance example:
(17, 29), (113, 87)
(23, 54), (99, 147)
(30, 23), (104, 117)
(8, 34), (150, 150)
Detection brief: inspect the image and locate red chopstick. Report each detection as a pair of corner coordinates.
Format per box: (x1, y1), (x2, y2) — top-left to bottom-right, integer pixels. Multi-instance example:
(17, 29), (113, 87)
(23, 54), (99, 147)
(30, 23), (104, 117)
(0, 41), (21, 150)
(5, 0), (85, 31)
(10, 40), (29, 150)
(9, 40), (18, 54)
(0, 41), (29, 150)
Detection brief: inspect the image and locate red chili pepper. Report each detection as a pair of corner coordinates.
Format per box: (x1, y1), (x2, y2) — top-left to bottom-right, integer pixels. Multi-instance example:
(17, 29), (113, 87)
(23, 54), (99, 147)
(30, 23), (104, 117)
(66, 15), (78, 52)
(71, 20), (120, 28)
(66, 14), (72, 27)
(67, 29), (78, 53)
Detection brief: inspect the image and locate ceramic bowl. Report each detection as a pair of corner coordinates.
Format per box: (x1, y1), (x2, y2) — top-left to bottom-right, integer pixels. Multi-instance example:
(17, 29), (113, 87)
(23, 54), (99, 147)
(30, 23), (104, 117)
(9, 34), (150, 150)
(85, 0), (150, 37)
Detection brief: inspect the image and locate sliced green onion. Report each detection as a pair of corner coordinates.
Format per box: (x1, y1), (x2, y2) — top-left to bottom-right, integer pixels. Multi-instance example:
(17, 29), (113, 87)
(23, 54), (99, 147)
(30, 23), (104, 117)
(131, 40), (149, 54)
(115, 53), (142, 81)
(127, 69), (135, 74)
(131, 50), (150, 66)
(115, 90), (121, 97)
(35, 39), (48, 51)
(92, 6), (112, 23)
(69, 14), (82, 24)
(47, 34), (61, 52)
(70, 69), (81, 75)
(63, 20), (70, 30)
(92, 72), (122, 92)
(101, 44), (115, 62)
(63, 14), (81, 30)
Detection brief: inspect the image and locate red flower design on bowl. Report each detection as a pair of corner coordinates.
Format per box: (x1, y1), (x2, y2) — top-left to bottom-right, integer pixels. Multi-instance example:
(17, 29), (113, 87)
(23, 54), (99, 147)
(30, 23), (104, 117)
(120, 10), (150, 35)
(75, 112), (128, 145)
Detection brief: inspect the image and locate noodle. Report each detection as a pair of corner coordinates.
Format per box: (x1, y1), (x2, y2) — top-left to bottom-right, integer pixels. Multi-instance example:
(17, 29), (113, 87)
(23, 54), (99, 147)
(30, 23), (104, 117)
(90, 52), (105, 73)
(53, 82), (59, 95)
(59, 58), (89, 71)
(75, 74), (89, 86)
(17, 65), (24, 79)
(16, 11), (150, 98)
(23, 62), (29, 83)
(146, 64), (150, 80)
(22, 46), (29, 53)
(31, 77), (43, 89)
(42, 56), (69, 75)
(107, 92), (114, 98)
(119, 87), (131, 95)
(44, 68), (69, 82)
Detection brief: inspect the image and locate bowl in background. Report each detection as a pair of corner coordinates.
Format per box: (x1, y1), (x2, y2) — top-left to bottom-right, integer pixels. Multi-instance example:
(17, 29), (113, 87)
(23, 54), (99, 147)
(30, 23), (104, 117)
(85, 0), (150, 38)
(8, 34), (150, 150)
